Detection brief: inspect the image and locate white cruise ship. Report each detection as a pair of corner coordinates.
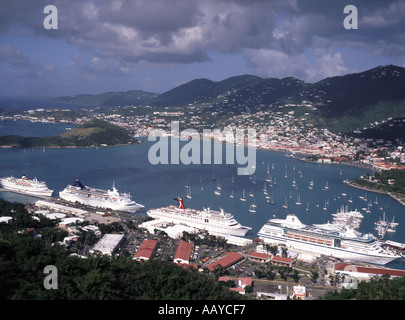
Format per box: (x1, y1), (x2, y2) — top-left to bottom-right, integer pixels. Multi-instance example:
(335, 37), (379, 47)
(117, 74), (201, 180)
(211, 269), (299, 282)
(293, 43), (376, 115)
(147, 197), (251, 237)
(59, 179), (144, 212)
(258, 214), (401, 265)
(0, 175), (53, 197)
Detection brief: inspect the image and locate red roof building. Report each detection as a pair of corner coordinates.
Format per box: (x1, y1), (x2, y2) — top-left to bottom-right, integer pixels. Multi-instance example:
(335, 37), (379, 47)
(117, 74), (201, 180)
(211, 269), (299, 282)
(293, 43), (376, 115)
(270, 256), (293, 267)
(174, 241), (193, 264)
(249, 251), (270, 263)
(134, 239), (158, 261)
(206, 252), (244, 272)
(334, 263), (405, 280)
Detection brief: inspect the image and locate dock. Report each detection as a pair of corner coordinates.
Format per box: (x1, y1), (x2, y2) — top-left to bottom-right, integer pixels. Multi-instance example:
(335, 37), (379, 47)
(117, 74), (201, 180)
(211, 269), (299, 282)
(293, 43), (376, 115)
(379, 223), (389, 240)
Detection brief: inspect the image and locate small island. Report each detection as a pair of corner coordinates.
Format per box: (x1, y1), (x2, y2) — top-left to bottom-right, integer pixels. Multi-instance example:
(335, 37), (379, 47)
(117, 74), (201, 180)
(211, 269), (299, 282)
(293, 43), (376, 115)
(0, 119), (139, 148)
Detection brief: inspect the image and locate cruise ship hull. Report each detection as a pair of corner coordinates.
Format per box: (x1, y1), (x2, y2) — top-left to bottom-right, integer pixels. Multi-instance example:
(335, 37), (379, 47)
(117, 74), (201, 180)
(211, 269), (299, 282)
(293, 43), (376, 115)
(258, 229), (399, 265)
(0, 176), (53, 198)
(147, 204), (251, 237)
(59, 180), (144, 213)
(59, 191), (144, 212)
(258, 215), (401, 265)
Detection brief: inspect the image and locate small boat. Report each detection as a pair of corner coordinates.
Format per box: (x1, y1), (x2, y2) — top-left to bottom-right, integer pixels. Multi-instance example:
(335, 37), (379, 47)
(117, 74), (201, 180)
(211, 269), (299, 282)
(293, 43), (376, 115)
(282, 198), (288, 209)
(240, 189), (246, 202)
(322, 181), (329, 192)
(186, 186), (192, 199)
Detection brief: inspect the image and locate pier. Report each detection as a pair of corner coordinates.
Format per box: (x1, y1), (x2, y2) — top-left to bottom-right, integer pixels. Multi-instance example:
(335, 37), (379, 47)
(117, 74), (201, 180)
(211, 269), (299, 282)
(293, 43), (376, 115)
(379, 223), (389, 240)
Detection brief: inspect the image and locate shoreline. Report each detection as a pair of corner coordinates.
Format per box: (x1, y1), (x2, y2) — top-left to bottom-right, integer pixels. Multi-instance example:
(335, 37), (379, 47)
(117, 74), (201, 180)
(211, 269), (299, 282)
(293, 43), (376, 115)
(346, 181), (405, 207)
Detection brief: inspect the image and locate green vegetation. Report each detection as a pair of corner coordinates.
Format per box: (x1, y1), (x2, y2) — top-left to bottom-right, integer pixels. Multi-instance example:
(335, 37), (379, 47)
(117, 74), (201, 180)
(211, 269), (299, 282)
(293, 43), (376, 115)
(0, 200), (242, 300)
(0, 119), (138, 148)
(54, 90), (158, 107)
(321, 274), (405, 300)
(354, 170), (405, 195)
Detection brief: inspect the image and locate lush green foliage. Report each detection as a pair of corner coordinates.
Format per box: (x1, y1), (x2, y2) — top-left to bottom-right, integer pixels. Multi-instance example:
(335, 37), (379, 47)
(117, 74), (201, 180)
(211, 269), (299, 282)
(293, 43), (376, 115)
(354, 169), (405, 194)
(54, 90), (157, 107)
(321, 274), (405, 300)
(0, 200), (242, 300)
(0, 119), (137, 148)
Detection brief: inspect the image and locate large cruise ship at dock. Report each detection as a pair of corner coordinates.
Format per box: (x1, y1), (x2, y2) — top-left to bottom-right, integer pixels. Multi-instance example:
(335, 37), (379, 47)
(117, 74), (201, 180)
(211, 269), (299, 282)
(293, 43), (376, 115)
(258, 214), (401, 265)
(59, 179), (144, 212)
(147, 197), (252, 237)
(0, 175), (53, 197)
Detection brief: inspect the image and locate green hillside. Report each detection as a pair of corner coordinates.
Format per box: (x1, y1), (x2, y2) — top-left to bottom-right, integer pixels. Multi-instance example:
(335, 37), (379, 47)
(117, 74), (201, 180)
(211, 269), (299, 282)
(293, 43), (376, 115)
(0, 119), (137, 148)
(50, 65), (405, 135)
(54, 90), (158, 107)
(146, 74), (263, 107)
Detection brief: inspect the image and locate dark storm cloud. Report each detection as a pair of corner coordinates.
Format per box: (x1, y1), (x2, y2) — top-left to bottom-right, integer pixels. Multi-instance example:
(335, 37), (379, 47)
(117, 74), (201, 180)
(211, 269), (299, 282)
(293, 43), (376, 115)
(0, 0), (404, 81)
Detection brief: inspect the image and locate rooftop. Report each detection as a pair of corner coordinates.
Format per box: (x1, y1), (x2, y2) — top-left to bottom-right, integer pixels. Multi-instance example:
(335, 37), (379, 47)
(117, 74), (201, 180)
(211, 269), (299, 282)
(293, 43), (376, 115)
(134, 239), (158, 261)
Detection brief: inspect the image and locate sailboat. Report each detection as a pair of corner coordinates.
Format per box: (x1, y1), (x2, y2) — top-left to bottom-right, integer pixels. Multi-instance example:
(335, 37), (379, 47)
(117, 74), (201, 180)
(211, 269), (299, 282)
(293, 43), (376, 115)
(230, 189), (234, 199)
(240, 189), (246, 202)
(266, 164), (272, 182)
(305, 202), (309, 212)
(282, 198), (288, 209)
(295, 194), (302, 206)
(252, 174), (257, 184)
(267, 195), (275, 205)
(186, 186), (192, 199)
(308, 179), (314, 190)
(387, 216), (399, 233)
(214, 181), (221, 196)
(263, 182), (268, 195)
(322, 181), (329, 192)
(249, 187), (254, 197)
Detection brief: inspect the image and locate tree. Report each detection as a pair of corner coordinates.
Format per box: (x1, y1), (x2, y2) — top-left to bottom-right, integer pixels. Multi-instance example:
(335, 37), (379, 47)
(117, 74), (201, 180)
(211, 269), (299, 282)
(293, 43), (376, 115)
(309, 270), (319, 284)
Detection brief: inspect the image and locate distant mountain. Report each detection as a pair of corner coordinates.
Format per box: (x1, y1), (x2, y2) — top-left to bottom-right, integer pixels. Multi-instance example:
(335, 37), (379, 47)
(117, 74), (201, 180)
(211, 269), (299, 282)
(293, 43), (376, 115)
(49, 65), (405, 134)
(145, 75), (263, 107)
(146, 65), (405, 134)
(54, 90), (158, 107)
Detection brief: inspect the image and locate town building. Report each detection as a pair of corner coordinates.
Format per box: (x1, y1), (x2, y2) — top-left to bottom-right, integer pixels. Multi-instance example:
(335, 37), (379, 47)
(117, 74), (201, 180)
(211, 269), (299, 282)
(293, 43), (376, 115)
(173, 241), (193, 264)
(334, 263), (405, 281)
(248, 251), (270, 263)
(205, 252), (244, 272)
(270, 256), (293, 267)
(134, 239), (158, 261)
(90, 233), (124, 256)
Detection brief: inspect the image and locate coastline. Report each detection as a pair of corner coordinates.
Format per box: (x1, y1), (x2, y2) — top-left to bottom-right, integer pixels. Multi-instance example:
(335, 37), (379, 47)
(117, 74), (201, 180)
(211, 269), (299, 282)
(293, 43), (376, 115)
(346, 181), (405, 207)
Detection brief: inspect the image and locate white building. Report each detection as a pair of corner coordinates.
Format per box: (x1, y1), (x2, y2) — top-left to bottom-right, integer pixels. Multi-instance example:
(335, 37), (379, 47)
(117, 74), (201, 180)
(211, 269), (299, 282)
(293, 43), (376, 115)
(90, 234), (124, 256)
(0, 216), (13, 224)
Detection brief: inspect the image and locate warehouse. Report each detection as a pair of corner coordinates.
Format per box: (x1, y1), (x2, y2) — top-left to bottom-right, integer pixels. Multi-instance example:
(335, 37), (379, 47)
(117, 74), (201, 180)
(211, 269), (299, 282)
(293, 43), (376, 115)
(173, 241), (193, 264)
(205, 252), (244, 272)
(90, 233), (124, 256)
(134, 239), (158, 261)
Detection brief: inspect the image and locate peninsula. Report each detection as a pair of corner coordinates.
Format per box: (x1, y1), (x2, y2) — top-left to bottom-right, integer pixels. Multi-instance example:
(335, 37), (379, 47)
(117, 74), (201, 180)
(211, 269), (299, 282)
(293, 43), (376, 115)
(0, 119), (139, 148)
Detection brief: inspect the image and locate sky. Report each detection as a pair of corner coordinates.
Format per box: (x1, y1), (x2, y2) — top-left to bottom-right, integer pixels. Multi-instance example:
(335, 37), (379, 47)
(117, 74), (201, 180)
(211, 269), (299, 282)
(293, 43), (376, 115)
(0, 0), (405, 97)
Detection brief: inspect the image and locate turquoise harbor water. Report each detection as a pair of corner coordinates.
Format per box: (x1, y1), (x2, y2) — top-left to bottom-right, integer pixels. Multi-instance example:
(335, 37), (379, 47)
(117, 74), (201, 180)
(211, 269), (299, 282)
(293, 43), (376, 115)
(1, 120), (405, 268)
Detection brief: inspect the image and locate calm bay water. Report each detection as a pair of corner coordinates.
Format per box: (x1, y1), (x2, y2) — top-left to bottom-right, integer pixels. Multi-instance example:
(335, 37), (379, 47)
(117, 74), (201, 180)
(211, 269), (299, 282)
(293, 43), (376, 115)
(1, 120), (405, 268)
